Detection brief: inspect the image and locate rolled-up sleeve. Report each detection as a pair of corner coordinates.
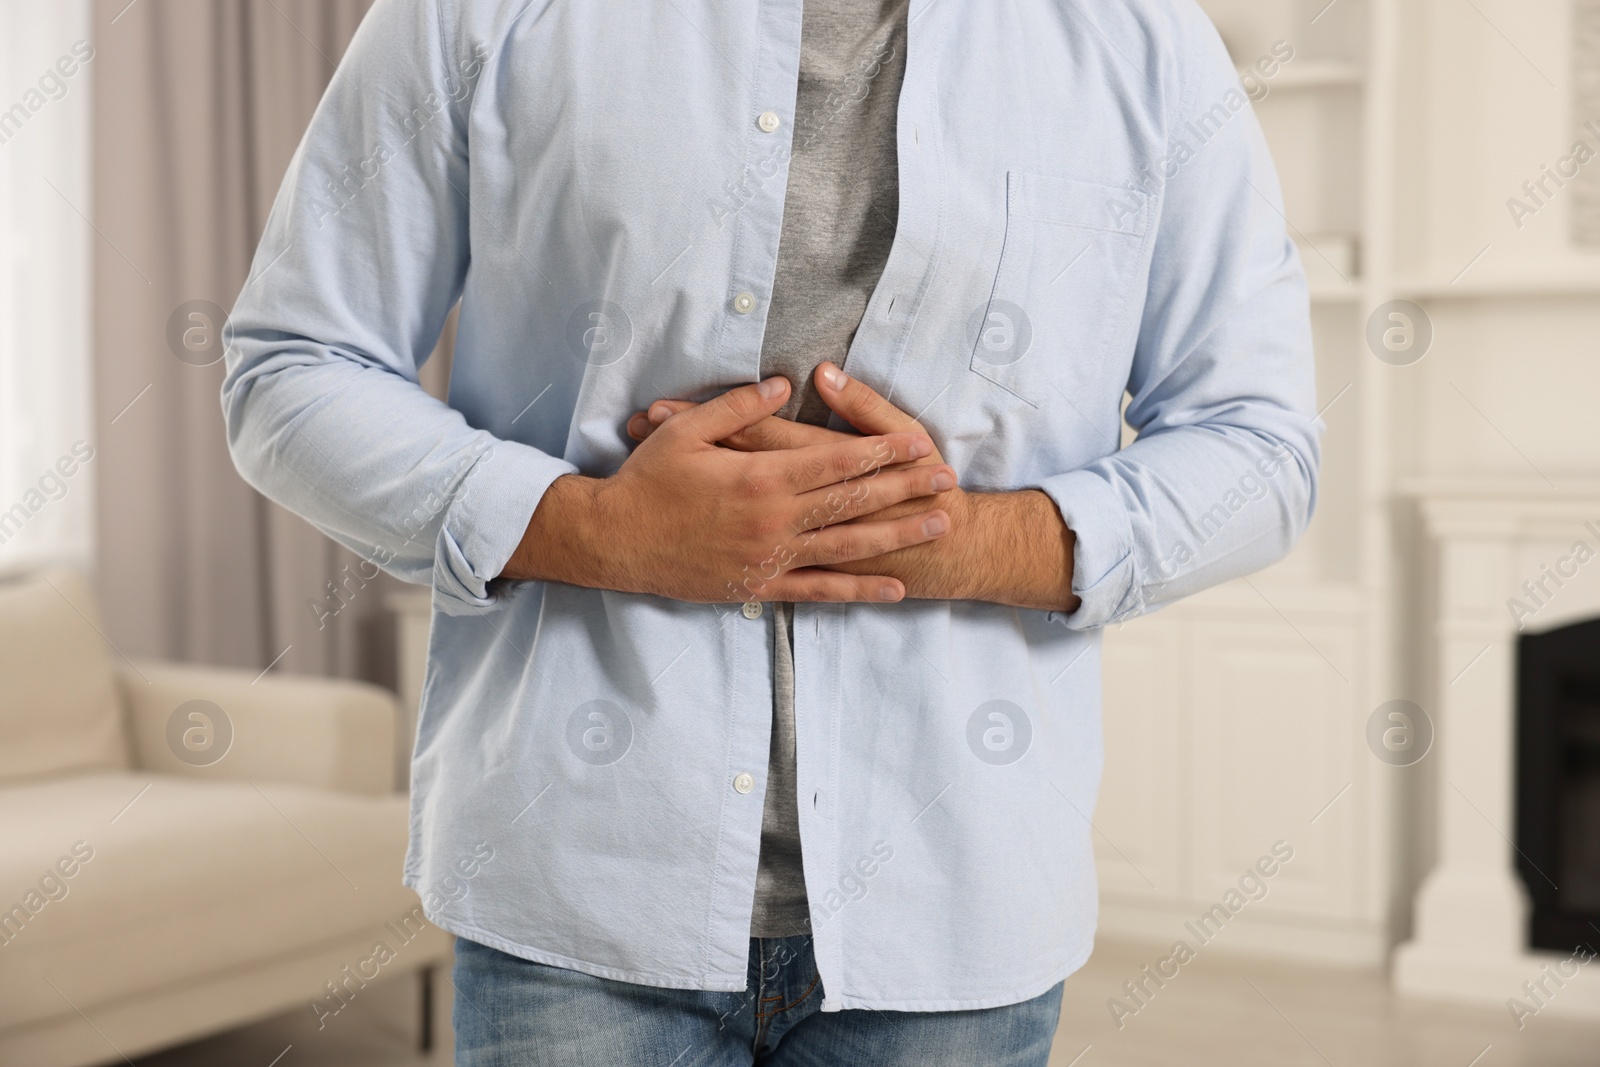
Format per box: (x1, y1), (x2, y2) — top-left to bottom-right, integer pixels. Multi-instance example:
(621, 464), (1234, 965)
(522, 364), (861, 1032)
(220, 0), (575, 613)
(1038, 12), (1322, 630)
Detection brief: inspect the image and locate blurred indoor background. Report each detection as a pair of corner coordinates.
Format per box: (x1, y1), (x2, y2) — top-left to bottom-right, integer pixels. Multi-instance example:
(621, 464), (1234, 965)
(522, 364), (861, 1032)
(2, 0), (1599, 1064)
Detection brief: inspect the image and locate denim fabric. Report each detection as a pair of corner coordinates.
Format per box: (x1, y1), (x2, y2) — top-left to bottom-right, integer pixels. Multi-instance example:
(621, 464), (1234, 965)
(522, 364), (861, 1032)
(453, 935), (1064, 1066)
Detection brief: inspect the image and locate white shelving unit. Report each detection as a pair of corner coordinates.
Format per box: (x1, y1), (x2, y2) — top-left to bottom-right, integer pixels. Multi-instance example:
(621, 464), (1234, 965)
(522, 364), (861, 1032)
(1383, 0), (1600, 1013)
(1094, 0), (1400, 965)
(1105, 0), (1600, 984)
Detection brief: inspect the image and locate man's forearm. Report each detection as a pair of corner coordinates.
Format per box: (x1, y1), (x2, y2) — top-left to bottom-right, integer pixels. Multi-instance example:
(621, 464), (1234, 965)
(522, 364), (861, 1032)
(502, 474), (614, 587)
(959, 489), (1079, 612)
(830, 487), (1079, 612)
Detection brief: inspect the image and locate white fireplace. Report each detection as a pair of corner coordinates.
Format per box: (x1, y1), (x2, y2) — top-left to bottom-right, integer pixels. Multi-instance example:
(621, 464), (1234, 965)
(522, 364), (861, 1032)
(1394, 480), (1600, 1019)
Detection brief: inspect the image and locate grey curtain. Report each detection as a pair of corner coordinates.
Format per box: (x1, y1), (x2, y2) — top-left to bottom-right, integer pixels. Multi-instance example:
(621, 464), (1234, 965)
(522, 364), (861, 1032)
(91, 0), (450, 684)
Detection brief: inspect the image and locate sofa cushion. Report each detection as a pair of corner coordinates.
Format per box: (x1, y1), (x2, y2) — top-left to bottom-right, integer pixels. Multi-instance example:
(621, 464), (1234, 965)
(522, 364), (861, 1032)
(0, 570), (128, 783)
(0, 772), (429, 1030)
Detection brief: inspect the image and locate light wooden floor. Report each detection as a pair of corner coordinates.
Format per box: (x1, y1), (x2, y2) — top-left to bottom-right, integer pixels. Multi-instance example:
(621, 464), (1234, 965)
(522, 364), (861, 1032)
(137, 937), (1600, 1066)
(1049, 938), (1597, 1066)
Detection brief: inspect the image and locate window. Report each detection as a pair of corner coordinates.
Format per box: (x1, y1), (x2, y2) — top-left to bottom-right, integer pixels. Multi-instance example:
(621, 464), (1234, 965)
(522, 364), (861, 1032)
(0, 1), (94, 572)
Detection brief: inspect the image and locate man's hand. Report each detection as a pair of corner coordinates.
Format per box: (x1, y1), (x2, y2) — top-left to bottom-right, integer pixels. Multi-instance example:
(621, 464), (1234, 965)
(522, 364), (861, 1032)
(504, 377), (958, 604)
(627, 365), (1080, 612)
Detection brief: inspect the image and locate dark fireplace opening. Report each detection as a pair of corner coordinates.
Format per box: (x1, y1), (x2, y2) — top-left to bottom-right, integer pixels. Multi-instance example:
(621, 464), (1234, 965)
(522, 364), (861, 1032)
(1516, 618), (1600, 952)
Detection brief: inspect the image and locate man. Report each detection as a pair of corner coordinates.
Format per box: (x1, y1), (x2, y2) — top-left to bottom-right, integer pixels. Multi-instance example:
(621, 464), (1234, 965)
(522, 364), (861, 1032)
(223, 0), (1319, 1063)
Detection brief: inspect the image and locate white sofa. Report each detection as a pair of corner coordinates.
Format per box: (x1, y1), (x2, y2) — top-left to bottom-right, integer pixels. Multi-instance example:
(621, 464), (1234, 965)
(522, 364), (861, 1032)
(0, 570), (450, 1066)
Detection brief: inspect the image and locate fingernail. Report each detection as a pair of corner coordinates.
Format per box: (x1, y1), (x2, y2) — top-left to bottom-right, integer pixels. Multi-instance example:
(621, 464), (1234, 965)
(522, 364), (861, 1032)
(628, 415), (647, 437)
(878, 583), (901, 602)
(821, 365), (848, 390)
(930, 471), (955, 492)
(648, 403), (672, 424)
(922, 513), (949, 537)
(908, 438), (931, 459)
(758, 377), (786, 399)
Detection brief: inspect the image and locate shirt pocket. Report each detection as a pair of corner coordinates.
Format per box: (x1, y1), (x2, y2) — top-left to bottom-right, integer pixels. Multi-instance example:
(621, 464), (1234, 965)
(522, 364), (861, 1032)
(968, 172), (1151, 405)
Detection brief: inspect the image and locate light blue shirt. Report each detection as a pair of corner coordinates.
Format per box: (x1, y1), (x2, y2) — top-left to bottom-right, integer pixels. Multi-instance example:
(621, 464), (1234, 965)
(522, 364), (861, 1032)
(223, 0), (1320, 1012)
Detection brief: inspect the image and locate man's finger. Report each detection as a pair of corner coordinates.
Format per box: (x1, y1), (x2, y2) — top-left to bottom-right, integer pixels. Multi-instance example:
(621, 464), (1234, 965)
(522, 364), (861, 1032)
(789, 510), (951, 569)
(724, 418), (851, 453)
(671, 377), (791, 443)
(627, 399), (697, 442)
(629, 404), (856, 452)
(815, 362), (923, 436)
(757, 569), (904, 604)
(646, 400), (694, 425)
(791, 464), (955, 531)
(774, 432), (933, 492)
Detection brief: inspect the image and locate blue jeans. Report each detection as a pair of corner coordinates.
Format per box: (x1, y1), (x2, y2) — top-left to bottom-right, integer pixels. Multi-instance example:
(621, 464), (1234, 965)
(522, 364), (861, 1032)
(452, 935), (1064, 1066)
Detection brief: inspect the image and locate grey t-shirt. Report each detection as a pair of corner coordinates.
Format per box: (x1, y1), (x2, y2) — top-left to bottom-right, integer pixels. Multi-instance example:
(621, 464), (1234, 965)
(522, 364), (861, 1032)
(750, 0), (908, 938)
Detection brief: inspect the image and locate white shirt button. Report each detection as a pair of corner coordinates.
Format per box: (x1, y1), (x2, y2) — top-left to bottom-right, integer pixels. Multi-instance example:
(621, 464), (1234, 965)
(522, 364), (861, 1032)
(733, 773), (755, 794)
(732, 292), (757, 315)
(758, 111), (781, 133)
(741, 601), (764, 620)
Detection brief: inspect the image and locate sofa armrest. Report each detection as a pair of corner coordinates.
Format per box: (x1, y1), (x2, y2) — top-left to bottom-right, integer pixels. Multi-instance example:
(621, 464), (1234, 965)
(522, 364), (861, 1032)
(116, 661), (398, 795)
